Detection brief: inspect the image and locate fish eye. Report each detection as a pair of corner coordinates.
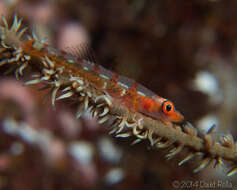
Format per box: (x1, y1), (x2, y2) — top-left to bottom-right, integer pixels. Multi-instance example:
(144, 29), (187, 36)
(165, 104), (172, 112)
(162, 100), (174, 114)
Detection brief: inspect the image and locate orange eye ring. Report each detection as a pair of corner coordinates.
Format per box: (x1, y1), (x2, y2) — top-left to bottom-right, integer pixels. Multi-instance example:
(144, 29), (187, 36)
(162, 100), (174, 114)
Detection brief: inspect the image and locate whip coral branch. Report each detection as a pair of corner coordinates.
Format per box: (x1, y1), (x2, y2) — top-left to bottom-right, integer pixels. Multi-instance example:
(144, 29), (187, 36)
(1, 15), (237, 177)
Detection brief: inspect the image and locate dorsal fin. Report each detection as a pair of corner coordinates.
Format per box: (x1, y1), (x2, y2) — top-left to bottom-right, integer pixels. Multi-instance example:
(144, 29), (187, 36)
(64, 43), (96, 63)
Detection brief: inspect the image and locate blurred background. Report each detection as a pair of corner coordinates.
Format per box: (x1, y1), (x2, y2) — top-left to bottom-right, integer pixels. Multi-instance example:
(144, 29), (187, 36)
(0, 0), (237, 189)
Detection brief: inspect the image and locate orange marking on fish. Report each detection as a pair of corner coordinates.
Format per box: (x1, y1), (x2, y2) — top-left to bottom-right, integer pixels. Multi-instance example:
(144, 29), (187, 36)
(142, 97), (154, 112)
(105, 72), (123, 96)
(129, 82), (138, 95)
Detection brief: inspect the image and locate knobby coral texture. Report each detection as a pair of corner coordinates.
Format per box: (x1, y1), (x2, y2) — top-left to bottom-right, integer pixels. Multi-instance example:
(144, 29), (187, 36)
(1, 14), (237, 180)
